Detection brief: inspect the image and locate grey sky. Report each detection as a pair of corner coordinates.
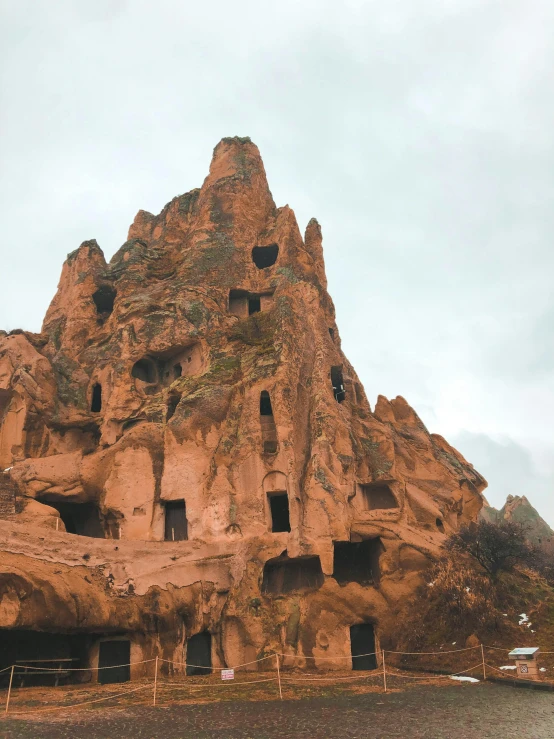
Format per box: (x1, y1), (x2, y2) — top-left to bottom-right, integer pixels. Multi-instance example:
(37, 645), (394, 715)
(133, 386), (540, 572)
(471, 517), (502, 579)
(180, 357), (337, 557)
(1, 0), (552, 524)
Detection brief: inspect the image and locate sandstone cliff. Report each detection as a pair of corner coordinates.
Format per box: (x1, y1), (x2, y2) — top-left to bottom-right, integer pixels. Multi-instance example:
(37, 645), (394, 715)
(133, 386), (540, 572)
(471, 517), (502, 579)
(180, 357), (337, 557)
(0, 137), (487, 677)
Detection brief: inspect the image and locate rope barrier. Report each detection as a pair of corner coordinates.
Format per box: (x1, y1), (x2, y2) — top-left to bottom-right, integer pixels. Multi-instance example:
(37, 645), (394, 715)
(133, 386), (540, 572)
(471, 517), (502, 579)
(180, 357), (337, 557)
(281, 672), (384, 683)
(4, 640), (552, 716)
(385, 663), (483, 680)
(485, 663), (515, 675)
(161, 654), (275, 670)
(156, 677), (278, 690)
(385, 645), (480, 655)
(6, 683), (153, 716)
(275, 651), (378, 661)
(10, 658), (156, 673)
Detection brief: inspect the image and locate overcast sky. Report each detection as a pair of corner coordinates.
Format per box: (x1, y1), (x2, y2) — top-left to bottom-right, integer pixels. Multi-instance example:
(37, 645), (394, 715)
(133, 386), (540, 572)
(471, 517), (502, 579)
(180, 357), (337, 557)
(1, 0), (552, 525)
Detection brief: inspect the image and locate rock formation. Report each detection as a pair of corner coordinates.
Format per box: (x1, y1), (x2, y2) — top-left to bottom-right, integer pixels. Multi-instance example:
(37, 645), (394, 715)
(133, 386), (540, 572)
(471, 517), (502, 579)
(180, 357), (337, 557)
(481, 495), (554, 555)
(0, 137), (487, 679)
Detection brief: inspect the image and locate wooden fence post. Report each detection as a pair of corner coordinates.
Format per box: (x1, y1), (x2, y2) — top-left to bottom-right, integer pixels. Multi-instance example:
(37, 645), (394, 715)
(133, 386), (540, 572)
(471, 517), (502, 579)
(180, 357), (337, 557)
(275, 653), (283, 700)
(481, 644), (486, 681)
(153, 656), (159, 706)
(5, 665), (15, 715)
(382, 651), (387, 693)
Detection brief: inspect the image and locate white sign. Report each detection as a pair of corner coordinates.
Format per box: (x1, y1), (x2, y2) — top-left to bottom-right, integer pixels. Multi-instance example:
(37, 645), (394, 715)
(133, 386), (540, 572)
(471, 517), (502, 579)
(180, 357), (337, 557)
(221, 669), (235, 680)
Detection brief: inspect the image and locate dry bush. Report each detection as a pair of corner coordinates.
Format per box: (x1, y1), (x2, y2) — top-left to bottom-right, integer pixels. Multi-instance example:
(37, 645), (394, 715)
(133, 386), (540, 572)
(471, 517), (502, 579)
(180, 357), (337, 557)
(396, 556), (499, 652)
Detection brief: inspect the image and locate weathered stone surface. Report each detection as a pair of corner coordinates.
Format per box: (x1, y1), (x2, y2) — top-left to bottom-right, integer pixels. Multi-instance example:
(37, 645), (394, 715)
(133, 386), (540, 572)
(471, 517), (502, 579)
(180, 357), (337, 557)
(0, 137), (487, 674)
(481, 494), (554, 554)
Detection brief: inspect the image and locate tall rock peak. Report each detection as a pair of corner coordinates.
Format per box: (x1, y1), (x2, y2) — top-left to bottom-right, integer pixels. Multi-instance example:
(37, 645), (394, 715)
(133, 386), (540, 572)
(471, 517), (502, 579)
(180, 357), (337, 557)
(0, 139), (487, 672)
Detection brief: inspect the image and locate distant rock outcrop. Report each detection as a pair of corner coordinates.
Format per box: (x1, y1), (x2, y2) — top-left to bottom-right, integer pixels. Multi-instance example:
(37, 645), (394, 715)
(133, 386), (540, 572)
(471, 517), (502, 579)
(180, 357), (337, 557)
(0, 137), (487, 677)
(480, 495), (554, 554)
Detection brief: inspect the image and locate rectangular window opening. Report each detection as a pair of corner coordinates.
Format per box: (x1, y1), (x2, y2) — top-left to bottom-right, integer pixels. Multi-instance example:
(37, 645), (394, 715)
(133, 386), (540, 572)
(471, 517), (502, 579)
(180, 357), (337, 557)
(350, 624), (377, 671)
(332, 539), (383, 585)
(331, 366), (345, 403)
(164, 500), (188, 541)
(186, 632), (212, 676)
(98, 639), (131, 684)
(248, 297), (261, 315)
(360, 483), (398, 511)
(268, 492), (290, 533)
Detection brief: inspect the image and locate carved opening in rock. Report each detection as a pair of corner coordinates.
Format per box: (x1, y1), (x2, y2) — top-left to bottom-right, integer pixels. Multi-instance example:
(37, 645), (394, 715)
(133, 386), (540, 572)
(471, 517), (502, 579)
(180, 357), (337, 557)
(229, 289), (274, 317)
(262, 555), (324, 595)
(91, 383), (102, 413)
(331, 366), (345, 403)
(252, 244), (279, 269)
(0, 630), (90, 685)
(164, 500), (188, 541)
(329, 327), (335, 341)
(42, 501), (105, 538)
(229, 289), (248, 316)
(92, 286), (116, 316)
(132, 358), (157, 384)
(260, 391), (273, 416)
(436, 518), (444, 532)
(350, 623), (377, 670)
(186, 631), (211, 675)
(360, 482), (398, 511)
(156, 344), (203, 383)
(98, 639), (130, 684)
(332, 539), (382, 585)
(166, 393), (180, 421)
(268, 492), (290, 533)
(248, 297), (261, 315)
(260, 391), (278, 454)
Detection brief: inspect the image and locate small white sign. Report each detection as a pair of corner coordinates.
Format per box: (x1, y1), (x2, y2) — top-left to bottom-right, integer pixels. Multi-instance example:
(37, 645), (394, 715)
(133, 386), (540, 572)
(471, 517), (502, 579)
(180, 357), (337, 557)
(221, 669), (235, 680)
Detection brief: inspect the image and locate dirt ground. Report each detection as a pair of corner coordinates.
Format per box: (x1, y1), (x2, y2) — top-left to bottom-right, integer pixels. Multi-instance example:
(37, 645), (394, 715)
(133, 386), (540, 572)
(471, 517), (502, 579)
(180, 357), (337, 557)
(1, 677), (554, 739)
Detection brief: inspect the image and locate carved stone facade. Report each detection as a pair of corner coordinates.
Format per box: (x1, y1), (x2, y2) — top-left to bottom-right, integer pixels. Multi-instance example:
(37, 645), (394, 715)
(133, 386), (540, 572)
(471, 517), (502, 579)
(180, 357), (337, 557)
(0, 137), (486, 678)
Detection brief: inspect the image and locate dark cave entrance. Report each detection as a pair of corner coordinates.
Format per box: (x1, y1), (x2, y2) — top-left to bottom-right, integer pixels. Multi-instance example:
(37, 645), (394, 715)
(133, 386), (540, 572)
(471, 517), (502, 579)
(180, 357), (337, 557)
(332, 539), (383, 586)
(186, 632), (212, 675)
(331, 366), (345, 403)
(98, 639), (131, 684)
(164, 500), (188, 541)
(0, 630), (90, 686)
(91, 383), (102, 413)
(260, 391), (273, 416)
(268, 492), (290, 533)
(248, 297), (261, 315)
(260, 391), (278, 454)
(350, 623), (377, 670)
(92, 286), (116, 317)
(262, 555), (324, 595)
(131, 358), (157, 384)
(43, 500), (105, 538)
(360, 483), (398, 511)
(252, 244), (279, 269)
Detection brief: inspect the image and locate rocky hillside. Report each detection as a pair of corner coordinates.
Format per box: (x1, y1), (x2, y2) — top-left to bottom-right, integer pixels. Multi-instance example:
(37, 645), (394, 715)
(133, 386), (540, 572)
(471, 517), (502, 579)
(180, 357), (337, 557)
(481, 495), (554, 555)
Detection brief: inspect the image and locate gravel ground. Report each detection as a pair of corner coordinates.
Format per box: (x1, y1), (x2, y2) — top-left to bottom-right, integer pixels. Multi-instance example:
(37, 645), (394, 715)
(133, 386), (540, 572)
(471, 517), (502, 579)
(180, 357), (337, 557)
(1, 683), (554, 739)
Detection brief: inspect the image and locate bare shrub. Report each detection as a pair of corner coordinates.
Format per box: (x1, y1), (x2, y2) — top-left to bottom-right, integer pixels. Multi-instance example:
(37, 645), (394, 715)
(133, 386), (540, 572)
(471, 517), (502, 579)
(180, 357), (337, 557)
(446, 520), (541, 577)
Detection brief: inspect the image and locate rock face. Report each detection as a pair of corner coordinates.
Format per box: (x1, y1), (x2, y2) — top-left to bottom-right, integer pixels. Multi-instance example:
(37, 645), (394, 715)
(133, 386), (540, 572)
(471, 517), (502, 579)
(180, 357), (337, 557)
(0, 137), (487, 677)
(481, 495), (554, 555)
